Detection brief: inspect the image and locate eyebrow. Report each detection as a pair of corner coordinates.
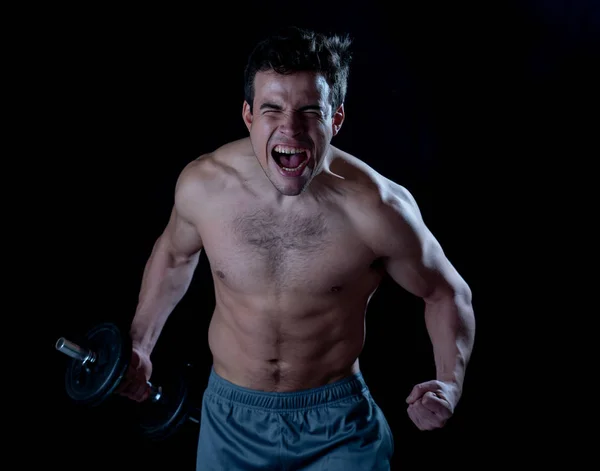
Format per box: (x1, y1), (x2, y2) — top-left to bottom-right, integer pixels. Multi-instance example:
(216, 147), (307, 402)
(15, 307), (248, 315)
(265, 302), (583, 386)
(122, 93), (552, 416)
(259, 102), (323, 112)
(298, 104), (323, 112)
(259, 102), (283, 111)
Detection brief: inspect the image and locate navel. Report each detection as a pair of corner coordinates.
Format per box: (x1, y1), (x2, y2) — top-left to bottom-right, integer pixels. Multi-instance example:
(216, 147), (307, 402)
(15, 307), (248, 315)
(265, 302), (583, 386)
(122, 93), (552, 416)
(330, 286), (342, 293)
(267, 359), (282, 383)
(216, 270), (226, 279)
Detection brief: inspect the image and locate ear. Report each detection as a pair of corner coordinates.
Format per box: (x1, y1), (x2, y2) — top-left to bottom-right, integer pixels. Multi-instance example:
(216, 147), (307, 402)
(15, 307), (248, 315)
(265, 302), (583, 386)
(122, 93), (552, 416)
(242, 101), (253, 131)
(332, 104), (345, 136)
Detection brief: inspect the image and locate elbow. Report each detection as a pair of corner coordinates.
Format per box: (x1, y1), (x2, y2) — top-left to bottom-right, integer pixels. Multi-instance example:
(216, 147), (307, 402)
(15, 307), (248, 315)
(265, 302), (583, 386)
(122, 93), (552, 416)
(425, 277), (474, 319)
(453, 281), (476, 340)
(456, 280), (473, 310)
(447, 277), (474, 319)
(424, 276), (471, 304)
(445, 267), (473, 310)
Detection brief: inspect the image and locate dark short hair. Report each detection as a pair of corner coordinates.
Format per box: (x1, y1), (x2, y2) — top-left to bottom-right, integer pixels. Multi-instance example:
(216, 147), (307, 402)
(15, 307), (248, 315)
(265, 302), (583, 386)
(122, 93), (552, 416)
(244, 26), (353, 113)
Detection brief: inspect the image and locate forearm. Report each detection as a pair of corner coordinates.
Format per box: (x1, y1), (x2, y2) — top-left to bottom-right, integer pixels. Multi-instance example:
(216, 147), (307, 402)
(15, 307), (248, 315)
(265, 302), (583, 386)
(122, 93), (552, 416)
(424, 286), (475, 393)
(130, 235), (200, 355)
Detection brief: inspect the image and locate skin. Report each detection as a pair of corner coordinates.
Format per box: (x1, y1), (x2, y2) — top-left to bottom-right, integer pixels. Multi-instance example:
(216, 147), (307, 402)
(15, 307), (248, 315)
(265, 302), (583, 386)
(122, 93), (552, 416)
(119, 70), (475, 432)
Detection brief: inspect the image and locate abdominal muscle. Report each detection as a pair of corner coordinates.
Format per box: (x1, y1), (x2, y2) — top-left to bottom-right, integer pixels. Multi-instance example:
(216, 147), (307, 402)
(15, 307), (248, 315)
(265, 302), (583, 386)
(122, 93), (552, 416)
(207, 289), (366, 392)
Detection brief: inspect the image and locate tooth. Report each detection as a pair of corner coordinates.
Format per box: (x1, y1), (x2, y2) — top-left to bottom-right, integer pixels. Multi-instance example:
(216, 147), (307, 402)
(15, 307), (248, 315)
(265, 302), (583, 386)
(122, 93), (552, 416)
(275, 145), (306, 154)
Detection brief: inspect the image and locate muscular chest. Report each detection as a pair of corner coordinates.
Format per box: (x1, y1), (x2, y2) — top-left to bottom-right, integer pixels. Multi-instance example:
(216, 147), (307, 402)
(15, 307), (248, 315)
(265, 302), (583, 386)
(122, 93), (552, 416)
(202, 206), (374, 293)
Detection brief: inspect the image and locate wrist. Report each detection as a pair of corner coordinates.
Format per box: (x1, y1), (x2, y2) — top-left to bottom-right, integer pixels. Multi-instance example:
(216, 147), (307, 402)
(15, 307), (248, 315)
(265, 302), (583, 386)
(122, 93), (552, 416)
(439, 379), (462, 405)
(130, 331), (153, 357)
(437, 367), (465, 393)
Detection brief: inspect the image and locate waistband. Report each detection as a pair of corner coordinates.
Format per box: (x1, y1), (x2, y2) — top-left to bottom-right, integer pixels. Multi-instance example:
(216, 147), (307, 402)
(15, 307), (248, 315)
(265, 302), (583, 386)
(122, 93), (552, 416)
(205, 367), (370, 411)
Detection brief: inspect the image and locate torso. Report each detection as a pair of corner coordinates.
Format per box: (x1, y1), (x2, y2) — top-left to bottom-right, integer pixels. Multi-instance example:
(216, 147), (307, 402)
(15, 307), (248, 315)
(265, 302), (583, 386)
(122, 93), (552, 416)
(192, 138), (386, 391)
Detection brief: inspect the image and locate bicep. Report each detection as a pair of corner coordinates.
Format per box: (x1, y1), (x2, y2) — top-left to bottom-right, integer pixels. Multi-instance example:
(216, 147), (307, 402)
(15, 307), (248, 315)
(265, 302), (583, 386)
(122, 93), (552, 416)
(162, 207), (203, 261)
(374, 187), (469, 302)
(384, 225), (460, 302)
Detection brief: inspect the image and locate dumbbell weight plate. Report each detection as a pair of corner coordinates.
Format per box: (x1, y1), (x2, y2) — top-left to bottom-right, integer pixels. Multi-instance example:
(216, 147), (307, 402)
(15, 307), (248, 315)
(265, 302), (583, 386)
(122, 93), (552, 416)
(136, 364), (192, 441)
(64, 322), (130, 407)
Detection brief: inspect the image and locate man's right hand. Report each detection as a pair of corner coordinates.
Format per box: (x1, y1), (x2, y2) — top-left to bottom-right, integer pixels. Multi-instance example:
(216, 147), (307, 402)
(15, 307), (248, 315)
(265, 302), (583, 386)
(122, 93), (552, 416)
(117, 347), (153, 402)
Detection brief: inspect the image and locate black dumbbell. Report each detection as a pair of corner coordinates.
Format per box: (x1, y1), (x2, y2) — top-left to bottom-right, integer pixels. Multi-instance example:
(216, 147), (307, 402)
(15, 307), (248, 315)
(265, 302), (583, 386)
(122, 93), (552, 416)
(55, 322), (199, 440)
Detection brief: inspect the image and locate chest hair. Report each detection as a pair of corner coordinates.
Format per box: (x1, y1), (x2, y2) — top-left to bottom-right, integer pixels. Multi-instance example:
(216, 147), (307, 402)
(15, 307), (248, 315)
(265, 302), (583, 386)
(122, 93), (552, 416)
(231, 208), (329, 281)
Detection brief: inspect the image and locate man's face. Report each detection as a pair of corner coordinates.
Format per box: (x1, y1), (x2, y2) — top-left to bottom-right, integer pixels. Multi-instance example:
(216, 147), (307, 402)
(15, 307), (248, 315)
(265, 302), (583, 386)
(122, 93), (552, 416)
(243, 70), (344, 196)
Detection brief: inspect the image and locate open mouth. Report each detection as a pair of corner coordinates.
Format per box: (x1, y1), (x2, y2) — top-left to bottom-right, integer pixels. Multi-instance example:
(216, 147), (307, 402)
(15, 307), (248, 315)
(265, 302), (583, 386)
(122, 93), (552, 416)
(271, 145), (310, 177)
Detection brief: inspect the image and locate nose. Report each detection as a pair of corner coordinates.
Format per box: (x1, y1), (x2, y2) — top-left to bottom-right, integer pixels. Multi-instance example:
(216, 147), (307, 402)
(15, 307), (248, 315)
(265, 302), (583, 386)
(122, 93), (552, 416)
(279, 112), (306, 137)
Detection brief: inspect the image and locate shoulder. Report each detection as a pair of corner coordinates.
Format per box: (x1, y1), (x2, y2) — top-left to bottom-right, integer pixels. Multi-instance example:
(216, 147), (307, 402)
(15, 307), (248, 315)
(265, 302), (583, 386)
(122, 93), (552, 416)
(176, 138), (253, 193)
(179, 137), (252, 183)
(327, 147), (426, 256)
(328, 146), (421, 217)
(174, 137), (253, 216)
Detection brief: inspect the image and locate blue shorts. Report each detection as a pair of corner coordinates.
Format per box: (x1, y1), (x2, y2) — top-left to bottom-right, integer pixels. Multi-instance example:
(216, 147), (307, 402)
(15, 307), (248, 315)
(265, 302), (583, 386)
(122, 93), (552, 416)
(196, 367), (394, 470)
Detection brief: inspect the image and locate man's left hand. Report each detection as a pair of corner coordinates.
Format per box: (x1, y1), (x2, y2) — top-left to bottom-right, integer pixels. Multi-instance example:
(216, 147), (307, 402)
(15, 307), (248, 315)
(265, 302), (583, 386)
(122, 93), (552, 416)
(405, 380), (460, 431)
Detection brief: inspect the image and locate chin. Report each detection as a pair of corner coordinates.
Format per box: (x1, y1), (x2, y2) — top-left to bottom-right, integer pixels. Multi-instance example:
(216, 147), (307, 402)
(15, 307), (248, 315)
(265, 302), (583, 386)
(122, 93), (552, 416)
(270, 178), (309, 196)
(264, 154), (315, 197)
(278, 186), (306, 196)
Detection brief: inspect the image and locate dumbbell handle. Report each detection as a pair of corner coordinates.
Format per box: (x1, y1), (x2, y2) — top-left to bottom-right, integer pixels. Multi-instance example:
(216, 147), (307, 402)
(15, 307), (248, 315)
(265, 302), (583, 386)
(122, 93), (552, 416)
(55, 337), (163, 402)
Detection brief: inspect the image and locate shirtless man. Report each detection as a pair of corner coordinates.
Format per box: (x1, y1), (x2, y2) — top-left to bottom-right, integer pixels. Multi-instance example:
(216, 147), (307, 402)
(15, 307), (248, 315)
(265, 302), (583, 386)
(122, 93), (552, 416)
(119, 27), (475, 470)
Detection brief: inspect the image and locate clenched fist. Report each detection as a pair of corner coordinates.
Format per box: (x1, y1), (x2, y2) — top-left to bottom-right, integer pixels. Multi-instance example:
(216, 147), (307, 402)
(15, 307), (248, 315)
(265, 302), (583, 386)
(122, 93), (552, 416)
(405, 380), (459, 431)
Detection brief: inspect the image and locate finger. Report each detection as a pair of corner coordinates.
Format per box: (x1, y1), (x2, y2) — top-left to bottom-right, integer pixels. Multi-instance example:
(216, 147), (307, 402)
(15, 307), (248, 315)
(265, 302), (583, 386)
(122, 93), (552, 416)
(408, 403), (438, 431)
(130, 372), (152, 400)
(139, 385), (151, 402)
(131, 380), (150, 402)
(116, 354), (140, 384)
(406, 380), (441, 403)
(122, 385), (145, 402)
(421, 391), (453, 419)
(116, 366), (139, 393)
(115, 373), (134, 395)
(413, 401), (446, 430)
(116, 367), (145, 398)
(407, 404), (426, 431)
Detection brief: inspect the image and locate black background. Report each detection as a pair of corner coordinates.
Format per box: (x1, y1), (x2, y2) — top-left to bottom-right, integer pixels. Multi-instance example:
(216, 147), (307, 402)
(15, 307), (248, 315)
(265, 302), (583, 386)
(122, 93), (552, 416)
(23, 0), (597, 469)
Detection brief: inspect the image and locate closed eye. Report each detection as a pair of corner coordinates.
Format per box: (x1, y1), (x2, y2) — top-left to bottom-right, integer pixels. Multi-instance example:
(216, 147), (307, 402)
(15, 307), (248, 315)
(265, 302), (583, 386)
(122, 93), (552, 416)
(260, 103), (283, 112)
(298, 105), (323, 114)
